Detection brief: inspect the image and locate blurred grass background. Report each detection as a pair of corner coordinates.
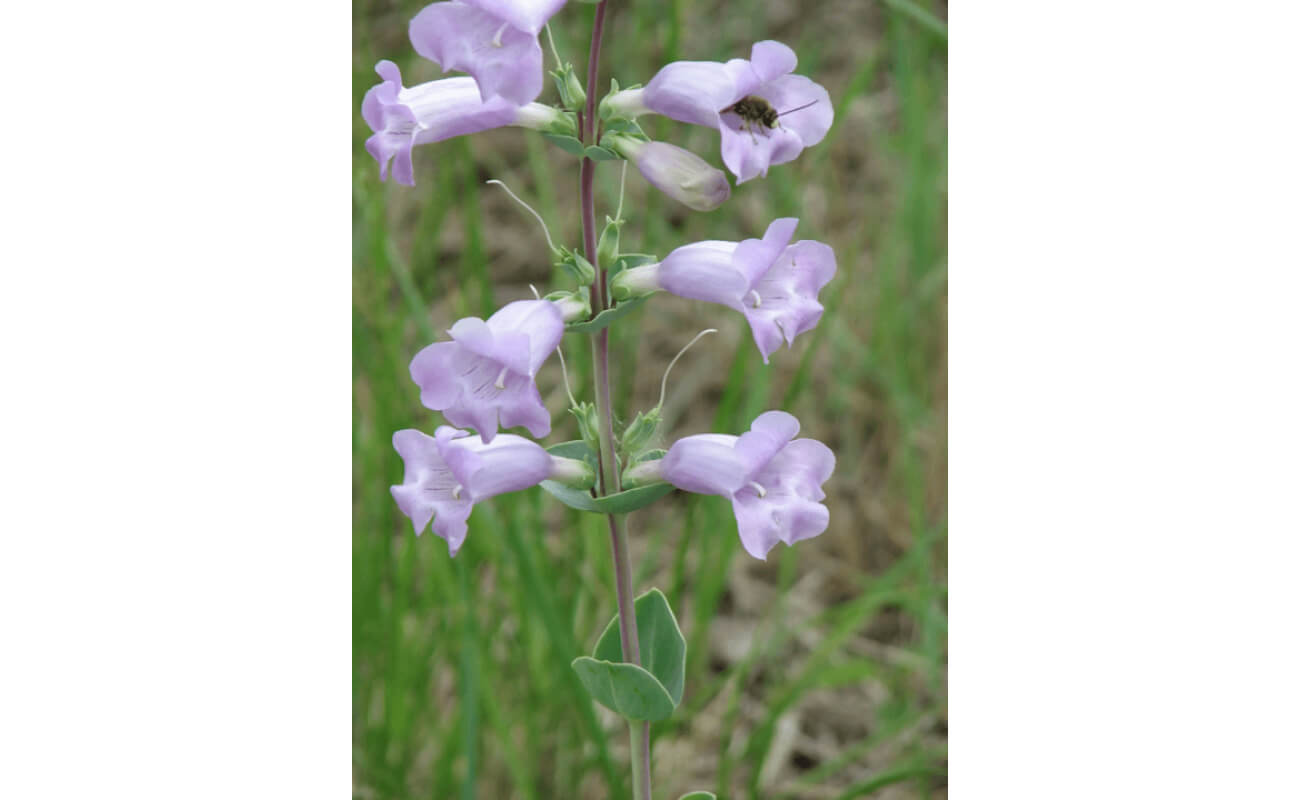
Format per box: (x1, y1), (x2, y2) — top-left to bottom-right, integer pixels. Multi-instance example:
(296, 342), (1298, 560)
(353, 0), (947, 797)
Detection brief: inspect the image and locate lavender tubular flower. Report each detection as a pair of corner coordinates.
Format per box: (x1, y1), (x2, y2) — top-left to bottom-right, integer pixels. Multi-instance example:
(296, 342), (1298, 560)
(605, 136), (730, 211)
(603, 41), (832, 183)
(410, 0), (567, 105)
(652, 411), (834, 560)
(409, 299), (564, 442)
(612, 218), (836, 363)
(363, 61), (568, 186)
(392, 426), (589, 555)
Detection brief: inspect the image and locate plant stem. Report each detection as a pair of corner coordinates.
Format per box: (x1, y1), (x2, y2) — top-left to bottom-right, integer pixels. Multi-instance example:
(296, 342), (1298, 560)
(579, 3), (653, 800)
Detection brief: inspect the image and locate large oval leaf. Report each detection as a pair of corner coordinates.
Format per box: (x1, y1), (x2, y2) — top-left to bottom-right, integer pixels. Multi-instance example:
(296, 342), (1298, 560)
(593, 588), (686, 707)
(571, 657), (675, 722)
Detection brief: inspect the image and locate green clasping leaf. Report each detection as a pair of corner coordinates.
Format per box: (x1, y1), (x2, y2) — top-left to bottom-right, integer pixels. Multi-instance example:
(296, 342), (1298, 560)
(541, 133), (586, 156)
(564, 295), (649, 334)
(584, 145), (622, 161)
(593, 588), (686, 707)
(570, 658), (675, 722)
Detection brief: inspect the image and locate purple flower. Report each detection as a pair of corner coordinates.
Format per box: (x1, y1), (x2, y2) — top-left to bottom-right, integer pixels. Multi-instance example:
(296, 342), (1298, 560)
(362, 60), (567, 186)
(409, 299), (564, 443)
(391, 426), (581, 555)
(604, 135), (731, 211)
(602, 41), (832, 184)
(657, 411), (834, 560)
(409, 0), (567, 105)
(611, 218), (836, 363)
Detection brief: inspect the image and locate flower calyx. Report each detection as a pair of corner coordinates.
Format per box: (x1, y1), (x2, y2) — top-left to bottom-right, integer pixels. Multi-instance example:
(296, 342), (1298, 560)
(550, 62), (587, 112)
(570, 401), (602, 456)
(597, 215), (623, 269)
(554, 245), (597, 286)
(619, 406), (662, 465)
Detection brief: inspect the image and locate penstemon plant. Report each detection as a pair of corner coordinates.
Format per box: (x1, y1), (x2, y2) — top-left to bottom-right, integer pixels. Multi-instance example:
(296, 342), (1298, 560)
(363, 1), (836, 797)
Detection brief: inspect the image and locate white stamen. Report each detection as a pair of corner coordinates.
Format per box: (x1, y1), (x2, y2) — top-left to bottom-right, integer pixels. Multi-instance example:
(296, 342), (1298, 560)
(486, 180), (557, 252)
(658, 329), (718, 409)
(452, 484), (464, 500)
(494, 366), (509, 390)
(544, 23), (562, 67)
(748, 289), (762, 308)
(492, 21), (509, 47)
(748, 481), (767, 498)
(615, 161), (628, 222)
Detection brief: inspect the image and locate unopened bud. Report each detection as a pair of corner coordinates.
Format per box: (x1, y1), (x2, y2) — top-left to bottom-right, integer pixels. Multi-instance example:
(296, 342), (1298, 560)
(605, 134), (730, 212)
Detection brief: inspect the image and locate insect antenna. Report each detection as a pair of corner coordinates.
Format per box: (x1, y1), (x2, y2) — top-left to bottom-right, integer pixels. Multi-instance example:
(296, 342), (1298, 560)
(776, 99), (819, 117)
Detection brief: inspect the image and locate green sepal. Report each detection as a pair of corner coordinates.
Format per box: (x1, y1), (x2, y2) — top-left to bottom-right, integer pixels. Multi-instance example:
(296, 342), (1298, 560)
(555, 247), (596, 285)
(602, 118), (648, 138)
(599, 126), (649, 150)
(541, 132), (586, 156)
(592, 588), (687, 707)
(569, 402), (601, 454)
(538, 442), (674, 513)
(549, 63), (586, 111)
(619, 407), (661, 460)
(597, 216), (622, 268)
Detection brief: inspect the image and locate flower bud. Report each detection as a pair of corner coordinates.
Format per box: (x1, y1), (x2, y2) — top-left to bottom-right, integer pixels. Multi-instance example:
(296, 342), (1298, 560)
(604, 134), (730, 212)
